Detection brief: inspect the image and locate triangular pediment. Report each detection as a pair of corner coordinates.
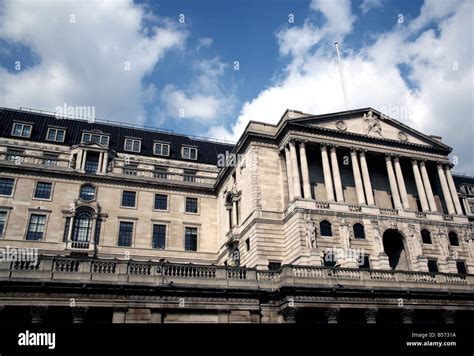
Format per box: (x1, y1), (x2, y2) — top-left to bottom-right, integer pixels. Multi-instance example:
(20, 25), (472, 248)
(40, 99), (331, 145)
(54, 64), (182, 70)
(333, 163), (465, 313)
(289, 108), (450, 150)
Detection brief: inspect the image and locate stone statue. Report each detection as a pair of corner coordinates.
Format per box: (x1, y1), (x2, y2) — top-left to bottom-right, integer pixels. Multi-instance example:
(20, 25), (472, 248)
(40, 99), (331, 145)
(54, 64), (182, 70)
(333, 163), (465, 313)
(339, 219), (351, 252)
(364, 111), (382, 136)
(437, 228), (450, 258)
(408, 223), (423, 257)
(306, 218), (317, 249)
(464, 230), (473, 258)
(371, 221), (384, 255)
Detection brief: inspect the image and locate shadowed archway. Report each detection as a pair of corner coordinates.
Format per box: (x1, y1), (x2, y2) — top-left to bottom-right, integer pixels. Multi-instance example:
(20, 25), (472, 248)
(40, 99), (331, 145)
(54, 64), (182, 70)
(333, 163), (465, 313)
(383, 229), (409, 270)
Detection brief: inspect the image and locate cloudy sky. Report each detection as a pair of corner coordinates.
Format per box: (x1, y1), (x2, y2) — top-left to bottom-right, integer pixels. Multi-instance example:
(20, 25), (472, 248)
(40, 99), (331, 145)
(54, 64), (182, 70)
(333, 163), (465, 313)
(0, 0), (473, 173)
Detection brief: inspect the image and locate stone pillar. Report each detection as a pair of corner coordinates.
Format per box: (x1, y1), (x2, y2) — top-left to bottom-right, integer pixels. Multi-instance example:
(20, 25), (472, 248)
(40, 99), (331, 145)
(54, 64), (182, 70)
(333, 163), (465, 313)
(462, 198), (471, 215)
(437, 163), (455, 215)
(445, 166), (463, 215)
(326, 307), (339, 324)
(320, 144), (335, 202)
(351, 149), (366, 205)
(359, 150), (375, 205)
(31, 306), (48, 324)
(102, 151), (109, 173)
(289, 140), (302, 199)
(365, 308), (378, 324)
(76, 150), (83, 171)
(385, 155), (401, 209)
(420, 161), (437, 212)
(330, 146), (344, 202)
(80, 150), (87, 171)
(393, 156), (410, 210)
(299, 141), (312, 199)
(284, 146), (294, 201)
(412, 160), (429, 212)
(72, 307), (88, 324)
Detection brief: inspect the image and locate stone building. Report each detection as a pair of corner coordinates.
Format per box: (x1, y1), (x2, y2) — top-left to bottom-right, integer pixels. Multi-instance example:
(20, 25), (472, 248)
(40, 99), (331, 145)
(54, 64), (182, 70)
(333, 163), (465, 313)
(0, 106), (472, 324)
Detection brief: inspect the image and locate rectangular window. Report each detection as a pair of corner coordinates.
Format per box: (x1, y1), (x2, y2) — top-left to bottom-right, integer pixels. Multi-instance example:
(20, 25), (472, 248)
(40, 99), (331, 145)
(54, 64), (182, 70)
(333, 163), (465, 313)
(0, 211), (7, 237)
(154, 194), (168, 210)
(268, 262), (281, 271)
(184, 227), (198, 251)
(185, 197), (198, 213)
(184, 170), (197, 182)
(118, 222), (133, 247)
(124, 139), (141, 153)
(26, 214), (46, 241)
(182, 146), (198, 160)
(323, 251), (336, 267)
(81, 133), (109, 146)
(43, 153), (59, 166)
(12, 123), (32, 138)
(456, 261), (467, 274)
(427, 259), (439, 273)
(46, 128), (66, 142)
(0, 178), (14, 196)
(152, 224), (166, 249)
(121, 191), (137, 208)
(84, 152), (100, 173)
(245, 238), (250, 252)
(359, 255), (371, 270)
(153, 143), (170, 157)
(34, 182), (53, 199)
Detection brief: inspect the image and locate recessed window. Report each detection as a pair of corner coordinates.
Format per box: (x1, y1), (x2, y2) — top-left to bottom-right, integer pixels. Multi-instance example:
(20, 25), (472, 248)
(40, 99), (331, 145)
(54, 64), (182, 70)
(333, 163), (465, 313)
(182, 146), (198, 160)
(427, 259), (438, 273)
(46, 128), (66, 142)
(184, 227), (198, 251)
(43, 153), (59, 166)
(320, 220), (332, 237)
(72, 211), (93, 242)
(0, 211), (7, 237)
(12, 123), (32, 138)
(34, 182), (52, 200)
(0, 178), (14, 196)
(185, 197), (198, 213)
(456, 261), (467, 274)
(26, 214), (46, 241)
(323, 250), (336, 267)
(421, 229), (432, 244)
(154, 142), (170, 157)
(245, 238), (250, 252)
(154, 194), (168, 210)
(353, 223), (365, 239)
(118, 221), (134, 247)
(124, 139), (141, 153)
(448, 231), (459, 246)
(84, 152), (100, 173)
(359, 255), (370, 270)
(268, 262), (281, 271)
(152, 224), (166, 249)
(121, 191), (137, 208)
(184, 169), (197, 182)
(80, 184), (96, 201)
(82, 132), (109, 146)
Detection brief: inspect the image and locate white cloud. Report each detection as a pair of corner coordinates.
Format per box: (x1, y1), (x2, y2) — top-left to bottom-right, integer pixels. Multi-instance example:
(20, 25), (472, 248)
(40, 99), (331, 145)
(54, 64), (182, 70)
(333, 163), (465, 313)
(197, 37), (213, 50)
(0, 0), (186, 124)
(210, 0), (474, 174)
(360, 0), (384, 14)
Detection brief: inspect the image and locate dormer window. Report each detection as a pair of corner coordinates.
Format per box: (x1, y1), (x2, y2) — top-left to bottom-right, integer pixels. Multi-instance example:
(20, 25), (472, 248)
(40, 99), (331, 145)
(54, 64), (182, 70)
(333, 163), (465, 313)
(154, 142), (170, 157)
(182, 146), (198, 160)
(46, 127), (66, 142)
(124, 138), (141, 153)
(12, 123), (32, 138)
(82, 132), (109, 146)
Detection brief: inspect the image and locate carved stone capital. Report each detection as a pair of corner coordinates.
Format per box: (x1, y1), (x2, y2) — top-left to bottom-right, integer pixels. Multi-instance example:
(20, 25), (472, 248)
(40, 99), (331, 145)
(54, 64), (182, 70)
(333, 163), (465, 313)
(325, 307), (340, 324)
(401, 309), (414, 324)
(279, 306), (298, 323)
(72, 307), (89, 324)
(442, 310), (455, 324)
(31, 306), (48, 324)
(365, 308), (378, 324)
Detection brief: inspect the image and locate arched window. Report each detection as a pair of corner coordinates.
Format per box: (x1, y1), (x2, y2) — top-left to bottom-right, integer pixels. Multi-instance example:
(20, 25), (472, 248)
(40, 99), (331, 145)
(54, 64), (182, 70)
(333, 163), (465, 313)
(320, 220), (332, 237)
(448, 231), (459, 246)
(353, 223), (365, 239)
(72, 211), (93, 242)
(80, 184), (95, 201)
(421, 229), (432, 244)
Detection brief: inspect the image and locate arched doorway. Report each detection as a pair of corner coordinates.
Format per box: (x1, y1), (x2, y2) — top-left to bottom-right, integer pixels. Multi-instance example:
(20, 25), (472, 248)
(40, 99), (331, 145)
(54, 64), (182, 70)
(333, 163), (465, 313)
(383, 229), (409, 270)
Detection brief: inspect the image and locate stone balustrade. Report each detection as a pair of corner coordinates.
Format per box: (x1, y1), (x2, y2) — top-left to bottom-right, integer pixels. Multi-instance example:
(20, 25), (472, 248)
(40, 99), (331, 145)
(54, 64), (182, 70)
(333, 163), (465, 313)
(1, 257), (472, 292)
(0, 152), (70, 168)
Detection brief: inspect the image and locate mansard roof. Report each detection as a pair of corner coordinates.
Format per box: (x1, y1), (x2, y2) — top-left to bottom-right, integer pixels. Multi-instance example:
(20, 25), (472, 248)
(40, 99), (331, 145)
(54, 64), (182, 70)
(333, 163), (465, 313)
(0, 107), (234, 165)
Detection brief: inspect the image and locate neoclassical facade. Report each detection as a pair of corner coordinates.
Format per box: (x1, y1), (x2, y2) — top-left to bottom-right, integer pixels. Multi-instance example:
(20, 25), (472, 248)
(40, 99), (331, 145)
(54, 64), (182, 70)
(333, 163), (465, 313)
(0, 106), (472, 324)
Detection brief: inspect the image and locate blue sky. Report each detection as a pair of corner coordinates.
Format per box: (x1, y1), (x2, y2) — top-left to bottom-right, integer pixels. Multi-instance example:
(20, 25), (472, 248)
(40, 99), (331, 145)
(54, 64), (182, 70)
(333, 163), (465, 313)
(0, 0), (472, 173)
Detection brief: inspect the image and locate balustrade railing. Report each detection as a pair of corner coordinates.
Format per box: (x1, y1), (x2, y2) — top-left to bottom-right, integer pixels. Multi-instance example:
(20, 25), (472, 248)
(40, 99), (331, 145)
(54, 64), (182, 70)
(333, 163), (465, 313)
(120, 167), (215, 185)
(0, 152), (70, 168)
(379, 208), (399, 216)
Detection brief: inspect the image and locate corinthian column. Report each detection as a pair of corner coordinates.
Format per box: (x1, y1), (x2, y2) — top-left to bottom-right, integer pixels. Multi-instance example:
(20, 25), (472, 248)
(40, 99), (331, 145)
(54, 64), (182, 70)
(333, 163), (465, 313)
(359, 151), (374, 205)
(285, 146), (294, 201)
(351, 149), (366, 205)
(412, 159), (429, 211)
(299, 141), (312, 199)
(419, 161), (437, 212)
(330, 146), (344, 202)
(289, 140), (302, 199)
(385, 154), (401, 209)
(444, 165), (463, 214)
(437, 163), (455, 215)
(393, 156), (410, 210)
(320, 144), (335, 202)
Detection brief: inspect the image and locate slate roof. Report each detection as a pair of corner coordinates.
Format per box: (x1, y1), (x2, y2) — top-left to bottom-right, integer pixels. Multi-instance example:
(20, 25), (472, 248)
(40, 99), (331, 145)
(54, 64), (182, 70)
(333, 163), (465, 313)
(453, 174), (474, 187)
(0, 107), (235, 165)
